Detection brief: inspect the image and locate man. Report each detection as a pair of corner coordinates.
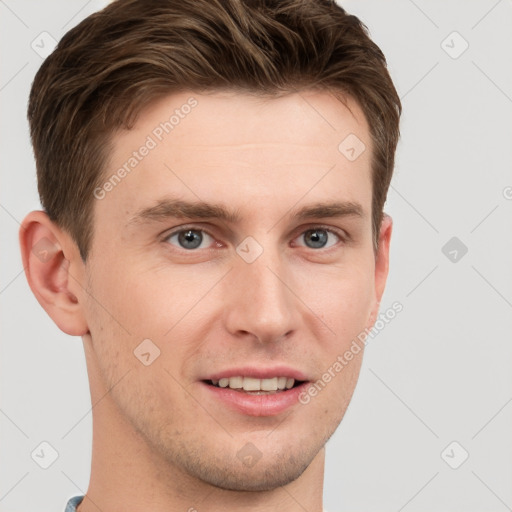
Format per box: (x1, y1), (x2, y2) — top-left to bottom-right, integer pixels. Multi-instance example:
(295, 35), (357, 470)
(19, 0), (401, 510)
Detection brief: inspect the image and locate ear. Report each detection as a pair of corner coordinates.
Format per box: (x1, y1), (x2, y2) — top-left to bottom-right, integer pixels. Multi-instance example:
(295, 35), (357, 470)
(19, 210), (89, 336)
(367, 214), (393, 327)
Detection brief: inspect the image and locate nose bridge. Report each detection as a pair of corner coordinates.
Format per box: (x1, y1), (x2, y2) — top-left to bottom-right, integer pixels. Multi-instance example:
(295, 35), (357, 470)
(224, 240), (298, 342)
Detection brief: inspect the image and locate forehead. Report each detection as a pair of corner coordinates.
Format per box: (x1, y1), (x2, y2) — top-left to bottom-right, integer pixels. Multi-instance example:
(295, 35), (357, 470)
(96, 90), (372, 227)
(128, 89), (370, 153)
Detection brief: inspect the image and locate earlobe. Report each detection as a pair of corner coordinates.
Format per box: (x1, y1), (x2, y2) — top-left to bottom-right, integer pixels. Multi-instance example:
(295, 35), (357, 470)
(19, 211), (89, 336)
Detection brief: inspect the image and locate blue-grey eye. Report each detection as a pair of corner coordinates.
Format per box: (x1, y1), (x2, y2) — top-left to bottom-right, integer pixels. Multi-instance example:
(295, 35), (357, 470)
(300, 228), (339, 249)
(167, 229), (214, 250)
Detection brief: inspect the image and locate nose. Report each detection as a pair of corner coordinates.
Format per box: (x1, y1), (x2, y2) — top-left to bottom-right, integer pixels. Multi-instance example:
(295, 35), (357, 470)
(223, 244), (300, 344)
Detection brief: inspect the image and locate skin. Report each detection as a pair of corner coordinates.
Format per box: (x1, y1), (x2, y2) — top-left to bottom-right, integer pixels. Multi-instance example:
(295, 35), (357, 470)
(20, 90), (392, 512)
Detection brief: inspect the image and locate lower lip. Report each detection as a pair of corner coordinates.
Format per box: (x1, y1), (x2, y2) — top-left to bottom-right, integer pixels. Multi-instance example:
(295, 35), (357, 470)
(200, 381), (309, 417)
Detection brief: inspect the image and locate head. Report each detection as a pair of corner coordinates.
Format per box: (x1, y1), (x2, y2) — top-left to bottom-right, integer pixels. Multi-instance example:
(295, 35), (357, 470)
(21, 0), (400, 494)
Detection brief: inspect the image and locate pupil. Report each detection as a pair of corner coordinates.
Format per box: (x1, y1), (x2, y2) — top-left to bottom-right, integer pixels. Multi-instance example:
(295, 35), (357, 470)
(305, 229), (327, 248)
(178, 229), (202, 249)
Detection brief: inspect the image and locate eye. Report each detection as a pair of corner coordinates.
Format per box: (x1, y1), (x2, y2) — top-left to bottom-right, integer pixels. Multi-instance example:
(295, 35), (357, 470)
(294, 227), (341, 249)
(165, 228), (216, 250)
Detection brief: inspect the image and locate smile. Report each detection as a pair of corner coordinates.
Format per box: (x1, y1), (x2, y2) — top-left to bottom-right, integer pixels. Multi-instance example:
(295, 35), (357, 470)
(207, 376), (302, 393)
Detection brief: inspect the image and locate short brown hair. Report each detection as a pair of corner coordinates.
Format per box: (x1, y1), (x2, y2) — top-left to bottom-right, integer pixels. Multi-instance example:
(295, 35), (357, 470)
(28, 0), (401, 261)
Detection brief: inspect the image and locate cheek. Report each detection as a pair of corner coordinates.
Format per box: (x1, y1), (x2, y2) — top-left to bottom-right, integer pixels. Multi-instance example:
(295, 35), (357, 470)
(312, 264), (374, 406)
(84, 263), (226, 388)
(89, 261), (192, 339)
(303, 259), (376, 343)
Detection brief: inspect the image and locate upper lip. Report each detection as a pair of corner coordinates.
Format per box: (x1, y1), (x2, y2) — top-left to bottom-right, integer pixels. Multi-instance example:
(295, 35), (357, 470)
(203, 366), (310, 382)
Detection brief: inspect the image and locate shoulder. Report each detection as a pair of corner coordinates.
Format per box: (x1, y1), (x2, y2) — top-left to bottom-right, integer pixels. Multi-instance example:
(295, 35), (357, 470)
(64, 495), (84, 512)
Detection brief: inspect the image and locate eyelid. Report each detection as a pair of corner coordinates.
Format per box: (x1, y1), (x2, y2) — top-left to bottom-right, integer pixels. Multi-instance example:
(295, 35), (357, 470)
(162, 223), (351, 252)
(162, 223), (220, 247)
(290, 224), (348, 247)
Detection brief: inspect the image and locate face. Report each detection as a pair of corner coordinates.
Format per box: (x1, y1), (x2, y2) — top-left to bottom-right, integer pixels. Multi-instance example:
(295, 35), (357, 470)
(82, 90), (389, 491)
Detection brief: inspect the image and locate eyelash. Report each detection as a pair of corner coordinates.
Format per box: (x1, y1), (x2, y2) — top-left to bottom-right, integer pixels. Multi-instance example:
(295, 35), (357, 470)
(162, 224), (347, 252)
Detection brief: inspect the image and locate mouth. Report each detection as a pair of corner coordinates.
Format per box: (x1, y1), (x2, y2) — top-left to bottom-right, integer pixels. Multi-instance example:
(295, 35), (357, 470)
(199, 369), (311, 416)
(203, 376), (306, 395)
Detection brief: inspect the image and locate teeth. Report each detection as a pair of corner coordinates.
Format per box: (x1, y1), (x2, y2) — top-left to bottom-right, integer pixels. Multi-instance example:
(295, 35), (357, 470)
(211, 376), (297, 391)
(243, 377), (261, 391)
(277, 377), (287, 390)
(261, 377), (278, 391)
(229, 376), (243, 389)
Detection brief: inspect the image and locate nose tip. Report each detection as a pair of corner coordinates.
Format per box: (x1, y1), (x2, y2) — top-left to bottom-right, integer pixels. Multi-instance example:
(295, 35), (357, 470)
(223, 256), (299, 344)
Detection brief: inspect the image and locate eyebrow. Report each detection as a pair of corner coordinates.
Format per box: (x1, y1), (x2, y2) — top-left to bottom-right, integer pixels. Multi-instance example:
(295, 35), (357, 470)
(127, 197), (364, 226)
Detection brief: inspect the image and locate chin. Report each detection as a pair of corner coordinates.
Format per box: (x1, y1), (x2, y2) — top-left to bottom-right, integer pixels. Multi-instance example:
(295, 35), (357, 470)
(167, 428), (334, 493)
(193, 453), (313, 492)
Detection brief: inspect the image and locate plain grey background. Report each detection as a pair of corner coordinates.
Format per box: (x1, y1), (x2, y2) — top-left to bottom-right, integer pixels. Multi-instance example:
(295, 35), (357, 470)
(1, 1), (511, 511)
